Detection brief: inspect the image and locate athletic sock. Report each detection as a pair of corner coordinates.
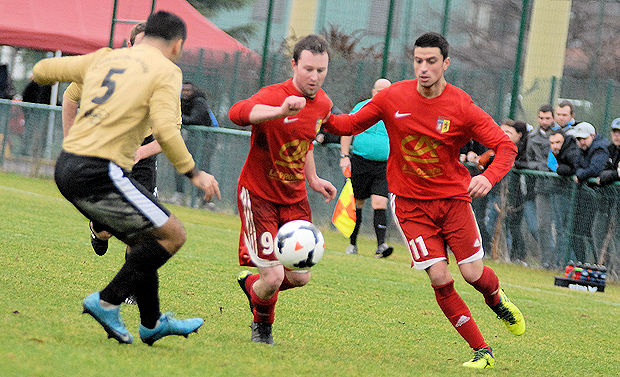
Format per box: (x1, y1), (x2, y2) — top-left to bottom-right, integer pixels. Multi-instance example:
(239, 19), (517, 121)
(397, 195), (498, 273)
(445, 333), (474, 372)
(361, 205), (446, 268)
(470, 266), (501, 307)
(249, 286), (279, 324)
(100, 238), (171, 327)
(350, 208), (363, 246)
(278, 274), (294, 291)
(433, 280), (488, 350)
(373, 209), (387, 246)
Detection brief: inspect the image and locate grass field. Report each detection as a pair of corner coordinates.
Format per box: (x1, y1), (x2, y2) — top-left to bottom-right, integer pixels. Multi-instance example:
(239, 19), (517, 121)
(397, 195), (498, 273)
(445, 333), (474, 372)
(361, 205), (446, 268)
(0, 171), (618, 377)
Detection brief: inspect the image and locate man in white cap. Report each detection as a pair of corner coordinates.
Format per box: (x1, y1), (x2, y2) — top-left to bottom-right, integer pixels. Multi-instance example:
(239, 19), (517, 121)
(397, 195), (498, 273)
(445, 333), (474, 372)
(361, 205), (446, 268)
(572, 122), (610, 184)
(597, 118), (620, 185)
(570, 121), (610, 262)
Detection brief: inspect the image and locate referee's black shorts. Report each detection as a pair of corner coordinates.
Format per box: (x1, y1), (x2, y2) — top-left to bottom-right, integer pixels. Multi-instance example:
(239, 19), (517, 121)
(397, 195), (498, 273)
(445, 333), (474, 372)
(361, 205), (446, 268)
(54, 151), (170, 245)
(350, 153), (389, 201)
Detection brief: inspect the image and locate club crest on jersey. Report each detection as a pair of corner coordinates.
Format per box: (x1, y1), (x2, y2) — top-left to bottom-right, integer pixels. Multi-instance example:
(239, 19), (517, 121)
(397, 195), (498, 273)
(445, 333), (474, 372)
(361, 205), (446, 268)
(436, 118), (450, 133)
(315, 119), (323, 135)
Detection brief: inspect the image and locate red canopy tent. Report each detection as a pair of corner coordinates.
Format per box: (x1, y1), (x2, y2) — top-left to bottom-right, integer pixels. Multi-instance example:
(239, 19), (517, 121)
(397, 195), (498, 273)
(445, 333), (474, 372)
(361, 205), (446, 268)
(0, 0), (252, 55)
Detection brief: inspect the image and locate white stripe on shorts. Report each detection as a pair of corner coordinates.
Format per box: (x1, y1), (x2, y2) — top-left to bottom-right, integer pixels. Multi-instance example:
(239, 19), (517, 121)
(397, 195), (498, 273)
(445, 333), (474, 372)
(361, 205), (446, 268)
(240, 187), (279, 268)
(389, 193), (447, 270)
(109, 162), (168, 228)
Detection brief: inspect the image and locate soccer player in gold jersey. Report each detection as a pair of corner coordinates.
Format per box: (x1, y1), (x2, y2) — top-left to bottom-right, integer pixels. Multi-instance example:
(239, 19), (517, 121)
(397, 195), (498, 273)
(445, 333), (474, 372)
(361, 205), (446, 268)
(62, 22), (164, 263)
(33, 11), (220, 345)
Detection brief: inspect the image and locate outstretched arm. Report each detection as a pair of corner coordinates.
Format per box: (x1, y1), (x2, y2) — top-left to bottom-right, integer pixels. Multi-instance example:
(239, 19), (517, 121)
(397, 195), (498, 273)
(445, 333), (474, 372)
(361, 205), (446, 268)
(229, 95), (306, 126)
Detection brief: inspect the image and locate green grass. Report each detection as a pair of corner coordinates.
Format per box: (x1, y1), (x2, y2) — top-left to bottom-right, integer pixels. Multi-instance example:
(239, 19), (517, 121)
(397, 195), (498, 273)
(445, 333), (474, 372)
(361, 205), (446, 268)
(0, 171), (618, 377)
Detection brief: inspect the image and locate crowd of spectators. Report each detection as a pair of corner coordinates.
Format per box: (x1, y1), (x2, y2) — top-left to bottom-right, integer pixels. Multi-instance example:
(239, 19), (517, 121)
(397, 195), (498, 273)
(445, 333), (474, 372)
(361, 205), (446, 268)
(458, 103), (619, 269)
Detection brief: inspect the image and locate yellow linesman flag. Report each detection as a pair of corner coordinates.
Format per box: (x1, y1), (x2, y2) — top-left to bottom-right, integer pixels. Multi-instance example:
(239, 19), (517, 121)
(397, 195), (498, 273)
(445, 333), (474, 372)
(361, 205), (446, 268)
(331, 167), (356, 238)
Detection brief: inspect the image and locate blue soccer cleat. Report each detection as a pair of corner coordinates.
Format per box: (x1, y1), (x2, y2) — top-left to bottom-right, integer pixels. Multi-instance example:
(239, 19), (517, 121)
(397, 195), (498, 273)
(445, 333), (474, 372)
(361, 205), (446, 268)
(82, 291), (133, 344)
(139, 313), (203, 346)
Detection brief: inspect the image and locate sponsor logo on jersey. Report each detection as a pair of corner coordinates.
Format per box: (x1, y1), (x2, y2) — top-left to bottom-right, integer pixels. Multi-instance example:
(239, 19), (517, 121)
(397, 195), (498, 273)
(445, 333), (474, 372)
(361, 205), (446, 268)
(436, 117), (450, 133)
(283, 117), (298, 124)
(401, 135), (443, 178)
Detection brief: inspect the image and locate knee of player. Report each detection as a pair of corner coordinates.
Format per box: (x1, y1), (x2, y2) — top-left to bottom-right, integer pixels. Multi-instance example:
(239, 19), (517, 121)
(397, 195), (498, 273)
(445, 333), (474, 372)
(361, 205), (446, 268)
(285, 270), (311, 287)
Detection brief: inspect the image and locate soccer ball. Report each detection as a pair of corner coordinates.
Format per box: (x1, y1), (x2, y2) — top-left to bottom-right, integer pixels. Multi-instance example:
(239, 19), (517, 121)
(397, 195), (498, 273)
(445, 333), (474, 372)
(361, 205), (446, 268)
(275, 220), (325, 270)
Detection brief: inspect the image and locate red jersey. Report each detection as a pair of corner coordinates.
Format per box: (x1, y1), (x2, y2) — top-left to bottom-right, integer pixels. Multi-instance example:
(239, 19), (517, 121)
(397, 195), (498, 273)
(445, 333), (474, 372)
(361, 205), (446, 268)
(229, 78), (333, 204)
(324, 79), (517, 202)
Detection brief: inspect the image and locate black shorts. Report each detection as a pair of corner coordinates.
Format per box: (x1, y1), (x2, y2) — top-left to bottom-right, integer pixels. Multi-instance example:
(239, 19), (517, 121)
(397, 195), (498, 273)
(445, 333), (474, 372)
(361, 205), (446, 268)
(54, 151), (170, 245)
(350, 153), (389, 200)
(131, 135), (157, 196)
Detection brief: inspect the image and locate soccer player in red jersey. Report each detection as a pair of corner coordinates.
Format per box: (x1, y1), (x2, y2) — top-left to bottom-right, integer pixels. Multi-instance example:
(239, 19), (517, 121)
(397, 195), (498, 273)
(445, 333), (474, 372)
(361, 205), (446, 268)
(228, 35), (337, 344)
(323, 32), (525, 369)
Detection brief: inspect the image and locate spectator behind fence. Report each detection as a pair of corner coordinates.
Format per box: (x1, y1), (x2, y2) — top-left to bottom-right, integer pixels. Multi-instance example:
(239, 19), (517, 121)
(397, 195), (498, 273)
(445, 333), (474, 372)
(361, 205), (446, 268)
(339, 78), (393, 258)
(0, 64), (14, 99)
(549, 128), (580, 266)
(555, 101), (578, 136)
(571, 122), (611, 263)
(20, 79), (52, 155)
(173, 81), (218, 204)
(596, 117), (620, 186)
(484, 120), (530, 263)
(526, 104), (560, 268)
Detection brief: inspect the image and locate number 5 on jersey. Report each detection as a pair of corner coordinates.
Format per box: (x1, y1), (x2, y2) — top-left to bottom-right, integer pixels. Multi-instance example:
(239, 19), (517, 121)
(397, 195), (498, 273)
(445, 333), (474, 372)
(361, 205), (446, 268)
(92, 68), (126, 104)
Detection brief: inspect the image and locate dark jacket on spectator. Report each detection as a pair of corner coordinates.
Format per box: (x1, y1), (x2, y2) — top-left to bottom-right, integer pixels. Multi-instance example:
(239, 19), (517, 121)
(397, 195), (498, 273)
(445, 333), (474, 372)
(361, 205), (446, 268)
(599, 143), (620, 185)
(555, 135), (580, 176)
(181, 93), (212, 127)
(575, 135), (610, 183)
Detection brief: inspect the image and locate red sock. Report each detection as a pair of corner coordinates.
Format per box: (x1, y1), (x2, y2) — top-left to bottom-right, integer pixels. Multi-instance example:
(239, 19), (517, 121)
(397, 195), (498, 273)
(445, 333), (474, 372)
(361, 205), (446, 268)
(279, 274), (294, 291)
(433, 280), (488, 350)
(247, 275), (279, 323)
(470, 266), (501, 306)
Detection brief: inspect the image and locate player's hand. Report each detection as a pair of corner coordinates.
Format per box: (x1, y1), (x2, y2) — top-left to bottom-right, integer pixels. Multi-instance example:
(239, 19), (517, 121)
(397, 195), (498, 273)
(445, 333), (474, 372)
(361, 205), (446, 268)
(339, 156), (351, 176)
(309, 178), (337, 203)
(134, 145), (149, 164)
(466, 151), (478, 163)
(280, 96), (306, 117)
(190, 170), (221, 202)
(468, 175), (492, 198)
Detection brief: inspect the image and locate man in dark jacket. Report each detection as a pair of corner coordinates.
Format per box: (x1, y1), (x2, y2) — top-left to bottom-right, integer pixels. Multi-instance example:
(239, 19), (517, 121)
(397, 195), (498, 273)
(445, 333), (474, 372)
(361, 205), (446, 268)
(549, 129), (580, 176)
(570, 122), (610, 263)
(597, 118), (620, 185)
(549, 128), (580, 265)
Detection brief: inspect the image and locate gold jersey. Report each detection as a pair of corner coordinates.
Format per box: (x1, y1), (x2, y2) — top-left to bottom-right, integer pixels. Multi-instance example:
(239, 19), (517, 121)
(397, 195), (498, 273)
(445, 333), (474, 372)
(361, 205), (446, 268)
(34, 44), (193, 173)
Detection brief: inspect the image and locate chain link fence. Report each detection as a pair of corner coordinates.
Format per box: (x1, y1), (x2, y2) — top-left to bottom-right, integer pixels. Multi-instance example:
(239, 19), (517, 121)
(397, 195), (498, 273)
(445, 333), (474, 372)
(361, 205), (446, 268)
(1, 99), (618, 279)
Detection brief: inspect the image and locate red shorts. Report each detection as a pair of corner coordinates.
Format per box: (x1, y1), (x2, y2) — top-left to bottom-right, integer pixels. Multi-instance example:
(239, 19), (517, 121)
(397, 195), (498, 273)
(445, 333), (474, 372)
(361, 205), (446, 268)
(237, 185), (312, 267)
(389, 195), (484, 270)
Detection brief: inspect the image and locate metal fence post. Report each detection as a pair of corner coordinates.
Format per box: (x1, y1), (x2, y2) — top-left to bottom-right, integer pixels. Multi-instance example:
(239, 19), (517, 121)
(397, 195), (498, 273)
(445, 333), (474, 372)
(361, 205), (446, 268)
(441, 0), (452, 36)
(509, 0), (530, 119)
(603, 79), (613, 130)
(549, 75), (557, 105)
(381, 0), (396, 78)
(0, 103), (9, 166)
(259, 0), (275, 88)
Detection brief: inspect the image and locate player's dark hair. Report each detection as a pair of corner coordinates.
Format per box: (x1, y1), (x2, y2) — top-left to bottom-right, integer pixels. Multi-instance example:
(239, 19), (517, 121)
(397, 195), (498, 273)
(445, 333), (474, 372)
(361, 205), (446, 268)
(414, 32), (449, 59)
(538, 104), (554, 115)
(293, 35), (330, 63)
(557, 100), (574, 115)
(129, 22), (147, 45)
(145, 11), (186, 42)
(549, 128), (566, 138)
(512, 120), (528, 136)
